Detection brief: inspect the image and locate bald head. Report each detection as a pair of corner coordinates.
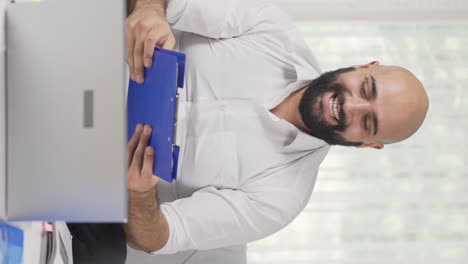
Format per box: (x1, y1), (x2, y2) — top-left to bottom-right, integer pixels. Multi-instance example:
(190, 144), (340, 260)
(374, 66), (429, 143)
(299, 61), (430, 148)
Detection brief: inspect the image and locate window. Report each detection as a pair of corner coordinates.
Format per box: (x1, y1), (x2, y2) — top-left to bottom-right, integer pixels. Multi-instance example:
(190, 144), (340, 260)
(248, 21), (468, 264)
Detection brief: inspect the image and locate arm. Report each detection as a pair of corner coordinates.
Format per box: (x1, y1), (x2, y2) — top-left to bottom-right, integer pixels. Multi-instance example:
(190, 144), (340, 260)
(123, 124), (169, 252)
(165, 0), (269, 39)
(126, 0), (278, 84)
(148, 148), (329, 255)
(123, 124), (328, 254)
(124, 187), (169, 252)
(127, 0), (166, 17)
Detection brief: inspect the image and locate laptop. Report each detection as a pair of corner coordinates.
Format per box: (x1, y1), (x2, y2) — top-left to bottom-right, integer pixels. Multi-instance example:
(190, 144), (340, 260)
(6, 0), (127, 222)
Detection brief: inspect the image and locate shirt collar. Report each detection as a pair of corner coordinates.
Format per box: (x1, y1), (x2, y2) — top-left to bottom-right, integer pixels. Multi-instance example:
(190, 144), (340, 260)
(263, 106), (328, 150)
(284, 127), (328, 151)
(263, 50), (327, 150)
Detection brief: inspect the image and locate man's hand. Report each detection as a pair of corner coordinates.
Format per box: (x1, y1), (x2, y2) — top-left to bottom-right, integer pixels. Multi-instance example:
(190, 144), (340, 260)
(126, 0), (176, 84)
(127, 124), (159, 197)
(125, 124), (169, 253)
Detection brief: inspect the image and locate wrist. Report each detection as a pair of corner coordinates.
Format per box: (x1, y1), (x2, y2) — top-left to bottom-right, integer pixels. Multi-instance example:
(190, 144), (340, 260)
(135, 0), (167, 16)
(129, 187), (158, 207)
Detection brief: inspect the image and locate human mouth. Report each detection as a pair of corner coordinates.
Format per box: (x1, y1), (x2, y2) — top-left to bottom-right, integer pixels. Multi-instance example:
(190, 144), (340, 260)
(328, 94), (340, 122)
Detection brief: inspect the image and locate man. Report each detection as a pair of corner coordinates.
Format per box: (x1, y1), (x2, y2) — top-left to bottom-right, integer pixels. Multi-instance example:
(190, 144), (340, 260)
(69, 0), (430, 263)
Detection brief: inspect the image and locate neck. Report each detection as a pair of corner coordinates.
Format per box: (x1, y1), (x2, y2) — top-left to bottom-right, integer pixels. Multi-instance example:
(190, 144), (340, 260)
(270, 87), (309, 131)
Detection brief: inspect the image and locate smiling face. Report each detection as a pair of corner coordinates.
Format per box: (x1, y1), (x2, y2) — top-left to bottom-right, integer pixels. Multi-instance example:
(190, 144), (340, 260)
(299, 62), (429, 148)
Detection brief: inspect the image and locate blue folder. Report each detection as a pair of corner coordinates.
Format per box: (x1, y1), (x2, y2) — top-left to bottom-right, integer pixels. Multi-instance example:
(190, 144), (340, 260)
(127, 48), (186, 182)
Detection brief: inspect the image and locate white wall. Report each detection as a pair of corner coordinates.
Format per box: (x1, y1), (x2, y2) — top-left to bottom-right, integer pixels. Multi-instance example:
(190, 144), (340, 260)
(270, 0), (468, 21)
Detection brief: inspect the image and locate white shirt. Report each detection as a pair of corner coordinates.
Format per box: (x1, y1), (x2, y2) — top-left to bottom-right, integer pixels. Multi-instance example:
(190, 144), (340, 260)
(126, 0), (330, 262)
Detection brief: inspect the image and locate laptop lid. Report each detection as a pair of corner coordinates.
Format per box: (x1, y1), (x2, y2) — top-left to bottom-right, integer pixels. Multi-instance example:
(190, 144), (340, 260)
(6, 0), (127, 222)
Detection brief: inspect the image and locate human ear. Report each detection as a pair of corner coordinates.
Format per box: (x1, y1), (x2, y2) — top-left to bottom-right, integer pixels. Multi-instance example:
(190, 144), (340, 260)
(356, 143), (384, 149)
(354, 61), (380, 69)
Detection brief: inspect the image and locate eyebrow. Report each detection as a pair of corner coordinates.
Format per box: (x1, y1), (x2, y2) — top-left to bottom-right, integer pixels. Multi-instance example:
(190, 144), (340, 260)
(370, 75), (377, 100)
(369, 75), (379, 135)
(372, 114), (379, 136)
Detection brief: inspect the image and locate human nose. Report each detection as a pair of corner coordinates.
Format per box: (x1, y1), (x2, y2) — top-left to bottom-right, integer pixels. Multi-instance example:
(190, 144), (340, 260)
(343, 98), (372, 116)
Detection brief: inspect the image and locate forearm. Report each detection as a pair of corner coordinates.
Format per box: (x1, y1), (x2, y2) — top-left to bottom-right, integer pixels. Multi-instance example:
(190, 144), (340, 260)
(123, 189), (170, 253)
(127, 0), (167, 16)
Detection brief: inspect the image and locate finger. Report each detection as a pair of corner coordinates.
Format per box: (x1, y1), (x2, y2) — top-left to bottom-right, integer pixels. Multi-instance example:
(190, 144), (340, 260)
(131, 124), (152, 172)
(141, 146), (155, 178)
(161, 34), (176, 50)
(143, 29), (167, 63)
(125, 20), (136, 81)
(127, 124), (143, 167)
(151, 174), (160, 187)
(143, 29), (160, 68)
(133, 29), (149, 84)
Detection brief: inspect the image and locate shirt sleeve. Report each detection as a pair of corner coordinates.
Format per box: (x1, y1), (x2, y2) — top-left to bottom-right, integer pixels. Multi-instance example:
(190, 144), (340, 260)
(150, 146), (329, 255)
(166, 0), (288, 39)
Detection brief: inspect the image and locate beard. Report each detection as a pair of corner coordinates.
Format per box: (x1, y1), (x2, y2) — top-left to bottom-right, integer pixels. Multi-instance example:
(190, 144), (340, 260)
(299, 67), (363, 146)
